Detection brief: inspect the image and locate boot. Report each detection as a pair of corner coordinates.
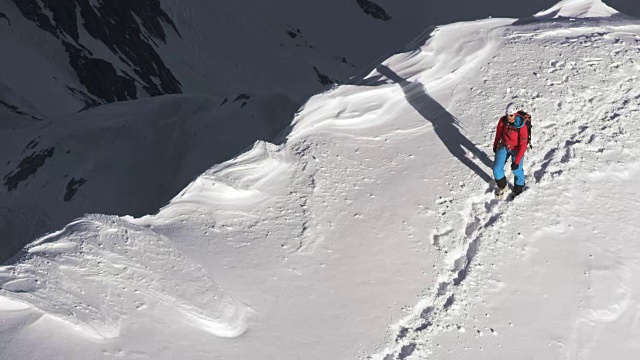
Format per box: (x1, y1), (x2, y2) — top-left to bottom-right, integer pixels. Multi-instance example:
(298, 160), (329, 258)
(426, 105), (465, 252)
(495, 177), (508, 199)
(513, 184), (525, 196)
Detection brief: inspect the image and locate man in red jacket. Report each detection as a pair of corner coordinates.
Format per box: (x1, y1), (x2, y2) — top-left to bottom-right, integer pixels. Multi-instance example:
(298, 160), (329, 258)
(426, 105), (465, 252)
(493, 102), (529, 198)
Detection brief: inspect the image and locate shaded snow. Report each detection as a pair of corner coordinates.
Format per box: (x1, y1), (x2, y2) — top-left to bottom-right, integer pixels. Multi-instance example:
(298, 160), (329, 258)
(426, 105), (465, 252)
(0, 93), (298, 263)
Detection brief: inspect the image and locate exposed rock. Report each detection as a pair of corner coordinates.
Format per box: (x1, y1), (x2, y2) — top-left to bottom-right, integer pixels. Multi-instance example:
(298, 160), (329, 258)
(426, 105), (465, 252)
(63, 177), (87, 201)
(11, 0), (182, 105)
(356, 0), (392, 21)
(0, 11), (10, 26)
(233, 93), (251, 108)
(66, 86), (101, 110)
(398, 343), (417, 359)
(313, 66), (335, 86)
(0, 100), (43, 121)
(233, 93), (251, 102)
(12, 0), (57, 34)
(64, 41), (137, 103)
(22, 137), (40, 153)
(338, 56), (356, 68)
(4, 147), (55, 192)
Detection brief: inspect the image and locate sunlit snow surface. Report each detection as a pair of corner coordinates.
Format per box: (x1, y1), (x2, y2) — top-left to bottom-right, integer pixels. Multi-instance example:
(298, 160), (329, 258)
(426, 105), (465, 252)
(2, 0), (640, 359)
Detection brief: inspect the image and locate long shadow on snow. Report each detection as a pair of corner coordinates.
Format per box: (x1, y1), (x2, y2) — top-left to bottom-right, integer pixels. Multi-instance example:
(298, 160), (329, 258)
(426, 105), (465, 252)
(376, 65), (493, 184)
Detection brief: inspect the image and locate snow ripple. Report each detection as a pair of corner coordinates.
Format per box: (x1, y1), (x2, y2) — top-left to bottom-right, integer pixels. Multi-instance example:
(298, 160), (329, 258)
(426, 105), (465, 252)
(0, 215), (252, 339)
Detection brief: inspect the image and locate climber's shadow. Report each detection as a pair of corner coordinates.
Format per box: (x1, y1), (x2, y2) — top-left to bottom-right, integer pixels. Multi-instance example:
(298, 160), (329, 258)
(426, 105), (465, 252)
(376, 65), (493, 184)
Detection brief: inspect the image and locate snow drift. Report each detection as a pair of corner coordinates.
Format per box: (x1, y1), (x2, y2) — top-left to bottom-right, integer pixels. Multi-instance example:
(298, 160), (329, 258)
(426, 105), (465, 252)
(2, 0), (640, 359)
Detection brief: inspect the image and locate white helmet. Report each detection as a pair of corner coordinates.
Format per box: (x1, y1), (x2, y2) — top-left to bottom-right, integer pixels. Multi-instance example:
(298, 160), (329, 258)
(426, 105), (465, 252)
(505, 102), (520, 116)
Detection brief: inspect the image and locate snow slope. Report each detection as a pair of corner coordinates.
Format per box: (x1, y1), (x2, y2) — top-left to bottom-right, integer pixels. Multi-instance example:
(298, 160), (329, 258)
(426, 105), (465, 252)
(4, 0), (635, 268)
(2, 0), (543, 265)
(3, 0), (640, 359)
(535, 0), (619, 18)
(0, 0), (432, 119)
(0, 93), (298, 262)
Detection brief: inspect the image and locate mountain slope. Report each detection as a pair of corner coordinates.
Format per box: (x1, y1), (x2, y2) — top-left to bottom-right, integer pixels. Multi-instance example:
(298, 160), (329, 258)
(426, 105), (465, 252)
(2, 0), (640, 359)
(0, 93), (298, 263)
(0, 0), (432, 119)
(0, 0), (432, 264)
(5, 0), (634, 264)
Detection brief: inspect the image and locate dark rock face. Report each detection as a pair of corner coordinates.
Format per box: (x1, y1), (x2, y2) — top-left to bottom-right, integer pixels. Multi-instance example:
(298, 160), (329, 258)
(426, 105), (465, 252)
(398, 343), (417, 359)
(12, 0), (57, 34)
(11, 0), (182, 105)
(4, 147), (55, 192)
(0, 100), (43, 121)
(232, 93), (251, 108)
(233, 93), (251, 102)
(67, 85), (102, 110)
(23, 137), (40, 152)
(63, 177), (87, 201)
(313, 66), (335, 86)
(64, 41), (138, 103)
(356, 0), (392, 21)
(0, 11), (11, 26)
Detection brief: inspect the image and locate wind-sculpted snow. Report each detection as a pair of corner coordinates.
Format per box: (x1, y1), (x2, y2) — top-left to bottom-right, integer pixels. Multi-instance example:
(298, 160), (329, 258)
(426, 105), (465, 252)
(0, 215), (252, 339)
(4, 0), (640, 359)
(288, 85), (404, 141)
(0, 93), (298, 263)
(155, 141), (295, 215)
(535, 0), (619, 18)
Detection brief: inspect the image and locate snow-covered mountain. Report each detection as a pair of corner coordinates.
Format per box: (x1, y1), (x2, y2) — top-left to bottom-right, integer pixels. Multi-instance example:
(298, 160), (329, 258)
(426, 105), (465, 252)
(0, 0), (589, 271)
(1, 0), (439, 263)
(6, 0), (636, 122)
(2, 0), (640, 359)
(0, 0), (434, 121)
(3, 0), (636, 263)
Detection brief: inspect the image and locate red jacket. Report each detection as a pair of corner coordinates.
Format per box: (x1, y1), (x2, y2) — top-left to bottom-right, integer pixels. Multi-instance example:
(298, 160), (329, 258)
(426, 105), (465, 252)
(493, 115), (528, 164)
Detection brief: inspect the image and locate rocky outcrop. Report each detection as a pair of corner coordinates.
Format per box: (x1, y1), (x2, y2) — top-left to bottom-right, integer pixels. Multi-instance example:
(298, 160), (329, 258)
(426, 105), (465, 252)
(4, 147), (55, 192)
(0, 100), (42, 121)
(63, 40), (138, 103)
(0, 11), (10, 26)
(313, 66), (335, 86)
(11, 0), (182, 105)
(356, 0), (392, 21)
(63, 177), (87, 201)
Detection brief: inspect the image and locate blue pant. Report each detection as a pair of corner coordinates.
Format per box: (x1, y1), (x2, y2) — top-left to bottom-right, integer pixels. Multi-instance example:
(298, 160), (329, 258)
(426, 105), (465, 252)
(493, 147), (525, 186)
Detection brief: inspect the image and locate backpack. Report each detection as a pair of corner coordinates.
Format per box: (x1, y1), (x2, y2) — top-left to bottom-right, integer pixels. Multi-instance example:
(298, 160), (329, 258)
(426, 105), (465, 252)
(500, 110), (533, 149)
(517, 110), (532, 149)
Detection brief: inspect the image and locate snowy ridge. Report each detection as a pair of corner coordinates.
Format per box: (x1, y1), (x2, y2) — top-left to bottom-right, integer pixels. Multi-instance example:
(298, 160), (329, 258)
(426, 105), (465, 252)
(0, 93), (298, 264)
(152, 141), (295, 216)
(535, 0), (619, 19)
(369, 7), (640, 358)
(0, 215), (252, 339)
(3, 0), (640, 358)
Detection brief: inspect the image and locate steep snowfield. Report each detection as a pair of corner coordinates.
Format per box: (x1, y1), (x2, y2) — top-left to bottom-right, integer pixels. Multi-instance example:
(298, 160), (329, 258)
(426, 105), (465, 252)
(3, 0), (640, 359)
(0, 93), (298, 262)
(0, 0), (472, 265)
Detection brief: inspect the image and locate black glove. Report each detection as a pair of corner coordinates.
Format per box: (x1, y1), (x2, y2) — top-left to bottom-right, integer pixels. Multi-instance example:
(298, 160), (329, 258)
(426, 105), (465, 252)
(511, 162), (519, 170)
